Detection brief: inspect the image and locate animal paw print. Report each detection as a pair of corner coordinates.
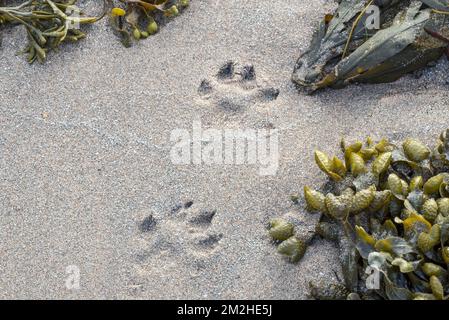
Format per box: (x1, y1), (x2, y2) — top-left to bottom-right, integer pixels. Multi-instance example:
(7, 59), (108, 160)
(198, 61), (280, 112)
(137, 201), (223, 263)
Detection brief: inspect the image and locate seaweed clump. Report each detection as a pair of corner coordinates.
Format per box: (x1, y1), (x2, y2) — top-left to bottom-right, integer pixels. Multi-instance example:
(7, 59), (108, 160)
(292, 0), (449, 93)
(0, 0), (106, 63)
(0, 0), (190, 63)
(269, 129), (449, 300)
(109, 0), (190, 47)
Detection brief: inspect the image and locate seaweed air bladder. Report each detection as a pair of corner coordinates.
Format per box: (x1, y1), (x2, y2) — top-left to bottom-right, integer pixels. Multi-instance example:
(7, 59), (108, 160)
(0, 0), (107, 63)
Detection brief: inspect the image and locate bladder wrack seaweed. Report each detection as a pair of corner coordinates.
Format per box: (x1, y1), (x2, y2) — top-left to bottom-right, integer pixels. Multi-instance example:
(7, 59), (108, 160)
(269, 129), (449, 300)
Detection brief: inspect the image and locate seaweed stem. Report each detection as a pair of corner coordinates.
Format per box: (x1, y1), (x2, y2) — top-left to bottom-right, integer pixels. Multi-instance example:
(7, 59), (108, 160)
(342, 0), (374, 60)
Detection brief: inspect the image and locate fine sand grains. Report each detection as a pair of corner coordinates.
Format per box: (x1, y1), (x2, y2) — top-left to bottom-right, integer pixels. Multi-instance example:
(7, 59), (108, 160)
(1, 0), (449, 299)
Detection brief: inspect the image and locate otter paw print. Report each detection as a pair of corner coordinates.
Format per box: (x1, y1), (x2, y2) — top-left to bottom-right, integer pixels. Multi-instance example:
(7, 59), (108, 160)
(136, 201), (223, 264)
(198, 61), (279, 112)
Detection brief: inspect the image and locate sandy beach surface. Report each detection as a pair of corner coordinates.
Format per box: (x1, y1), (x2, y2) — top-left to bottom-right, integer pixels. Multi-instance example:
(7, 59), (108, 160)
(1, 0), (449, 299)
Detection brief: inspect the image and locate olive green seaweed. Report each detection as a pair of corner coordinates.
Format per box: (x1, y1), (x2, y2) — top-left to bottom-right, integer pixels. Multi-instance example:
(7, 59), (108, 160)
(0, 0), (189, 63)
(269, 129), (449, 300)
(108, 0), (189, 47)
(0, 0), (107, 63)
(268, 218), (307, 263)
